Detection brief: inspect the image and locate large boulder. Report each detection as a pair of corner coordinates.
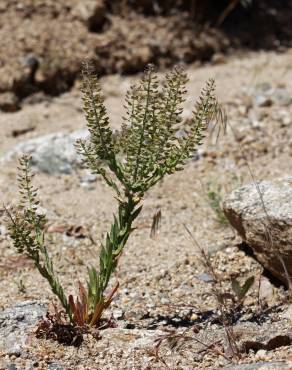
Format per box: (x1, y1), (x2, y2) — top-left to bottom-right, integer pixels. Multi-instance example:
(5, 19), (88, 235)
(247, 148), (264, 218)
(223, 177), (292, 286)
(1, 130), (89, 174)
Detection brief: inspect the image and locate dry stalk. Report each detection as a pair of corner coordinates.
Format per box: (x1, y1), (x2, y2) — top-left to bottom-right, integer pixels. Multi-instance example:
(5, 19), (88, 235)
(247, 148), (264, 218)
(184, 224), (241, 361)
(154, 328), (232, 368)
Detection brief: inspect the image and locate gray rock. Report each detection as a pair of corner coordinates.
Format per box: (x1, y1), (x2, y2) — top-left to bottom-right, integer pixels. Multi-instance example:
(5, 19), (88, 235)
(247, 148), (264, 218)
(80, 171), (98, 190)
(273, 89), (292, 107)
(254, 95), (273, 108)
(0, 224), (6, 235)
(2, 130), (89, 174)
(249, 83), (292, 108)
(47, 364), (67, 370)
(223, 177), (292, 286)
(259, 276), (274, 303)
(278, 109), (291, 127)
(0, 301), (46, 356)
(5, 365), (17, 370)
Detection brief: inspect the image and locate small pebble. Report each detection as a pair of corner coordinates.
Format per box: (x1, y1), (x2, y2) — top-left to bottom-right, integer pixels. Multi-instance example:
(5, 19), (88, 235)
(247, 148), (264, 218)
(255, 349), (267, 360)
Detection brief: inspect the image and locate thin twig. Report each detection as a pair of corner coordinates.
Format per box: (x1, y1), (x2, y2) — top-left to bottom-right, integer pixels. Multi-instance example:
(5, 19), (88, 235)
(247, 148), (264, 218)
(183, 224), (241, 360)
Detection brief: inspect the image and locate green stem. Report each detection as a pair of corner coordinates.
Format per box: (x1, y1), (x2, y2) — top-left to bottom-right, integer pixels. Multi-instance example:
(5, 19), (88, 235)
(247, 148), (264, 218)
(36, 256), (72, 321)
(93, 194), (142, 313)
(23, 161), (73, 321)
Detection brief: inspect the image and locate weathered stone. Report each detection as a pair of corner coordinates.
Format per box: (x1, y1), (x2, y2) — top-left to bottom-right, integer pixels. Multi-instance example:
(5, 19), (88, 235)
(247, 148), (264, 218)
(0, 301), (46, 356)
(80, 170), (98, 190)
(4, 365), (17, 370)
(259, 276), (275, 303)
(254, 95), (273, 108)
(0, 92), (20, 112)
(47, 364), (67, 370)
(72, 0), (106, 31)
(223, 178), (292, 286)
(248, 83), (292, 108)
(281, 305), (292, 320)
(1, 130), (89, 174)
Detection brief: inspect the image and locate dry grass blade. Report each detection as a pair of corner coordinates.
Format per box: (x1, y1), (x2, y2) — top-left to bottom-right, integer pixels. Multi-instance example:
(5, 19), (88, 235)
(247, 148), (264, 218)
(154, 328), (233, 367)
(183, 224), (241, 360)
(150, 208), (162, 239)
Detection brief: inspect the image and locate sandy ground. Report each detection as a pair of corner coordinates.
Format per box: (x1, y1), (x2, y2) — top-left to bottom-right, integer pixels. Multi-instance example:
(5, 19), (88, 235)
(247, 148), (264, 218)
(0, 49), (292, 369)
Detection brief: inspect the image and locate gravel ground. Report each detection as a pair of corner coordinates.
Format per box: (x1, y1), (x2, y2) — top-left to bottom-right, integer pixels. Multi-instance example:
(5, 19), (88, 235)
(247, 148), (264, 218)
(0, 49), (292, 369)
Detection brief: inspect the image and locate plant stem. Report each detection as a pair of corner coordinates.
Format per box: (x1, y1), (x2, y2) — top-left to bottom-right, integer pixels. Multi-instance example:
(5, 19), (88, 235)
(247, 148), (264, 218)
(90, 193), (142, 324)
(104, 194), (140, 291)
